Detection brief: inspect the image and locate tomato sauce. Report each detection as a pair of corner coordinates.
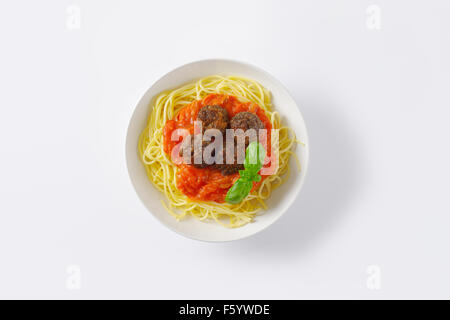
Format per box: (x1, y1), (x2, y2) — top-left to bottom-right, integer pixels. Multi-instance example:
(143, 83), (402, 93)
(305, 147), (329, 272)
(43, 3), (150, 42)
(163, 94), (272, 203)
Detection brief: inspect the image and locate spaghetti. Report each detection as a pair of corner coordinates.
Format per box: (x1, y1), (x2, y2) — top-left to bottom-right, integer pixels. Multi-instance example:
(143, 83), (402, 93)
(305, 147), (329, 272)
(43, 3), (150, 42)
(138, 75), (298, 228)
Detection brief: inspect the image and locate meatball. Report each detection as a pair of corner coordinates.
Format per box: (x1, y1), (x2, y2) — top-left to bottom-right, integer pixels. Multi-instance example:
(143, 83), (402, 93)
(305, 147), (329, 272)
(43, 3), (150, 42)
(230, 111), (265, 146)
(181, 110), (265, 176)
(230, 111), (264, 132)
(210, 139), (245, 176)
(179, 135), (210, 168)
(219, 162), (244, 176)
(197, 105), (229, 133)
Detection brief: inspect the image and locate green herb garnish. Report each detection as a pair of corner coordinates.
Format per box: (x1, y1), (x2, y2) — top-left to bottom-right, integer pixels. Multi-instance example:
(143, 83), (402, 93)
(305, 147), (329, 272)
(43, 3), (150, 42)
(225, 142), (266, 204)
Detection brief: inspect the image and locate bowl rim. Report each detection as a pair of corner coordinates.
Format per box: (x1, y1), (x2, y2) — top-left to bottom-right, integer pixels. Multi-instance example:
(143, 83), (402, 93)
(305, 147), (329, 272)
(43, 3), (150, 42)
(125, 58), (310, 242)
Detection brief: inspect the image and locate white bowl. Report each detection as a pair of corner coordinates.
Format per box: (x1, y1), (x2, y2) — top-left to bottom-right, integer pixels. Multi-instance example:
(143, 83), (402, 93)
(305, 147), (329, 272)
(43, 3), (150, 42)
(126, 59), (309, 242)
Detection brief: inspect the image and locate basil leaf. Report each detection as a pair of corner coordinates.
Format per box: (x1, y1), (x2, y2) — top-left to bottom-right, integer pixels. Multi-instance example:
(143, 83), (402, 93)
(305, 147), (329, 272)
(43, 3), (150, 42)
(225, 178), (253, 204)
(225, 142), (267, 204)
(244, 142), (266, 174)
(239, 169), (261, 182)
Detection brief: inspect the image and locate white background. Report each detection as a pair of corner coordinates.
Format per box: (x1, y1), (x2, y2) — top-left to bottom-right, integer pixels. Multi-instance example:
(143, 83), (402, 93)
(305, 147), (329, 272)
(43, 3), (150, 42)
(0, 0), (449, 299)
